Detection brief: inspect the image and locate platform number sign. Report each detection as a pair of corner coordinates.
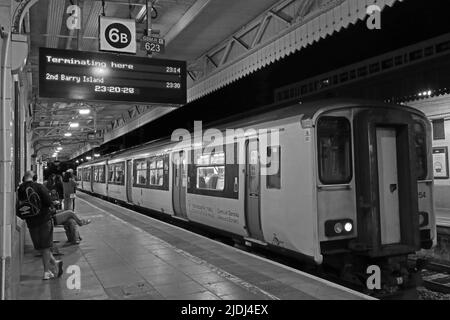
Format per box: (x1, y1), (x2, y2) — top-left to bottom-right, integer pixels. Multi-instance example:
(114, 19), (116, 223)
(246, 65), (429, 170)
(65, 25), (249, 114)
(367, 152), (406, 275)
(141, 35), (165, 54)
(99, 16), (136, 54)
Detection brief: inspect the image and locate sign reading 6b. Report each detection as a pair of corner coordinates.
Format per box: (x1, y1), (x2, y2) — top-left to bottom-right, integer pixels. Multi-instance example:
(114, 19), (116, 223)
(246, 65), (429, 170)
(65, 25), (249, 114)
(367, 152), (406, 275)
(106, 23), (131, 48)
(99, 17), (136, 54)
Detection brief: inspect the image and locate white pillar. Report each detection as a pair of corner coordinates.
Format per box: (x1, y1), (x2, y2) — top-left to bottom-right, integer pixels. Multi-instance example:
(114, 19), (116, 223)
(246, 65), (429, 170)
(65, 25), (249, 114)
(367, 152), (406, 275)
(0, 0), (14, 300)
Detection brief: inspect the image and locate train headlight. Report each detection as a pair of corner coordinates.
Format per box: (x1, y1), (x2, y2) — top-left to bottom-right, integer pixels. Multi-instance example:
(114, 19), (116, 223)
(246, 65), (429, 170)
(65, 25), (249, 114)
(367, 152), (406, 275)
(325, 219), (354, 237)
(418, 212), (429, 227)
(344, 222), (353, 232)
(334, 223), (343, 234)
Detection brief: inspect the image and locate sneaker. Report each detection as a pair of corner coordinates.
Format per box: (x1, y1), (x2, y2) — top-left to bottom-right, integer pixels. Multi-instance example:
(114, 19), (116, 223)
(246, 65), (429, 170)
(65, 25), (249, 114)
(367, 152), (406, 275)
(55, 260), (64, 278)
(43, 271), (55, 280)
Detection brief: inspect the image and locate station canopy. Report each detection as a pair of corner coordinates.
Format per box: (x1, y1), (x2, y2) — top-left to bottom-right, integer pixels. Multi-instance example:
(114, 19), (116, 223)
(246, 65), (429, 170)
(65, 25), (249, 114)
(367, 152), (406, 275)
(25, 0), (401, 161)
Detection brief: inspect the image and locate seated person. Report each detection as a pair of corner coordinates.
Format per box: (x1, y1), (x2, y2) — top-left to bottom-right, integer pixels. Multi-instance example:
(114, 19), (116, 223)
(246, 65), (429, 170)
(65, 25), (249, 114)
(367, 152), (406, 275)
(51, 201), (91, 245)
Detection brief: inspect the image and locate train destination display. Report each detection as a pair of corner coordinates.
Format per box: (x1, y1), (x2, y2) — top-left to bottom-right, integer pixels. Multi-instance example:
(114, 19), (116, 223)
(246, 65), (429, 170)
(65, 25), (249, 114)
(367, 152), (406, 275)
(39, 47), (186, 104)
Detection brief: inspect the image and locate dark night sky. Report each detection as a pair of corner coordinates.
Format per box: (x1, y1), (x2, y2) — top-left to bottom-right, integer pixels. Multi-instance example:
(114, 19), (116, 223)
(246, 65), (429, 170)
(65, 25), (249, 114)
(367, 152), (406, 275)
(81, 0), (450, 159)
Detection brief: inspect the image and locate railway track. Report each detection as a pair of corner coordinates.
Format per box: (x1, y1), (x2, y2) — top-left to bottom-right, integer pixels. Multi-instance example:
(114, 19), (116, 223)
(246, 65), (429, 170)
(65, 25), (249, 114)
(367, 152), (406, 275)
(421, 261), (450, 294)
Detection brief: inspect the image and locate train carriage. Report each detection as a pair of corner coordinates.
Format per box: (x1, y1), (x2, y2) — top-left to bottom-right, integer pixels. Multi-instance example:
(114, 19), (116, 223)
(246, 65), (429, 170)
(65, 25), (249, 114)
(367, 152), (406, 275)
(77, 99), (436, 294)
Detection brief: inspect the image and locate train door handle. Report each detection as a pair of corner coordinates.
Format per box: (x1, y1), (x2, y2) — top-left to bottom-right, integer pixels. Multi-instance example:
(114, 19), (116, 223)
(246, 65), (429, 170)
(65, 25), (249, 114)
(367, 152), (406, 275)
(390, 184), (397, 193)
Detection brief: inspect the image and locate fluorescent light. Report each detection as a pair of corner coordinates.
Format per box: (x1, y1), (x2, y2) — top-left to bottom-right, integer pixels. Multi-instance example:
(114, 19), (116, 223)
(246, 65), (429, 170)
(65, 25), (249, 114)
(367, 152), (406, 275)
(79, 109), (90, 115)
(69, 123), (79, 128)
(94, 154), (100, 157)
(57, 147), (63, 151)
(86, 156), (92, 160)
(64, 132), (72, 137)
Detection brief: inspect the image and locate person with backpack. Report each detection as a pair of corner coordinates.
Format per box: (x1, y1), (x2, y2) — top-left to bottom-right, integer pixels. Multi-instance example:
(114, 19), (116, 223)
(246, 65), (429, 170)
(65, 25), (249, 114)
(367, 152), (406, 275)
(17, 171), (63, 280)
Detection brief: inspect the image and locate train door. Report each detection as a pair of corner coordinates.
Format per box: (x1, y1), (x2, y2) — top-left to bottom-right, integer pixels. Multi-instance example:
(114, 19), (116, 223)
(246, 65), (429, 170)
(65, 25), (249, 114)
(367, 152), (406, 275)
(172, 151), (187, 218)
(245, 138), (264, 241)
(126, 160), (133, 203)
(353, 109), (420, 256)
(376, 128), (401, 244)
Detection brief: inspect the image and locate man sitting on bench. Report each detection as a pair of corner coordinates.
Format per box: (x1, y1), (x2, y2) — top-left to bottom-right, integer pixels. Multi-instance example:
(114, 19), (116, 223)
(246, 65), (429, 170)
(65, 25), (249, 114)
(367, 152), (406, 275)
(51, 198), (90, 245)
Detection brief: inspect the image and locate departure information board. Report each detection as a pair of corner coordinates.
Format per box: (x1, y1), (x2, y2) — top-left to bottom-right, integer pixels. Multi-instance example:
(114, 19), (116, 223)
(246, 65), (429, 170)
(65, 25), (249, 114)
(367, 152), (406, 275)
(39, 47), (186, 105)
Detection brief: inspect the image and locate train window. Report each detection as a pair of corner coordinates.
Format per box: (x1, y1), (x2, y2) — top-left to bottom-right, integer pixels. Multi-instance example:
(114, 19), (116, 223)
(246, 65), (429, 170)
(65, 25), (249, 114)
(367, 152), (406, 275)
(98, 166), (105, 183)
(317, 117), (352, 184)
(84, 168), (91, 181)
(195, 151), (225, 191)
(414, 121), (428, 180)
(149, 158), (164, 186)
(432, 119), (445, 140)
(266, 146), (281, 189)
(135, 160), (148, 185)
(108, 165), (114, 183)
(93, 167), (99, 182)
(114, 163), (125, 185)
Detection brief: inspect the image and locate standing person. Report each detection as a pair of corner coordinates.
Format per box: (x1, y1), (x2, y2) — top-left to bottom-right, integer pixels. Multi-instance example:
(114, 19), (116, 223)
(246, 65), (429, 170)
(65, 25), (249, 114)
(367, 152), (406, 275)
(17, 171), (63, 280)
(67, 169), (78, 210)
(44, 174), (55, 192)
(54, 175), (64, 209)
(62, 172), (77, 211)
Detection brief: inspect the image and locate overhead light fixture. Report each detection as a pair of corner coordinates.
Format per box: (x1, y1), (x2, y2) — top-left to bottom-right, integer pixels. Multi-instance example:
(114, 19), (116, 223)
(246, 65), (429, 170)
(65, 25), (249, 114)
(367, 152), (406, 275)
(86, 156), (92, 160)
(79, 109), (90, 115)
(94, 153), (100, 157)
(57, 147), (63, 151)
(75, 160), (79, 163)
(64, 132), (72, 137)
(69, 122), (79, 128)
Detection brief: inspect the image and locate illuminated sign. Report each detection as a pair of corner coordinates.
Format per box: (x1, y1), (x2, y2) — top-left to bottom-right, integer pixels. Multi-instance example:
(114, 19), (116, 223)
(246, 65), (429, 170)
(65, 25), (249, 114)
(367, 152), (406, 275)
(433, 147), (449, 179)
(39, 47), (186, 105)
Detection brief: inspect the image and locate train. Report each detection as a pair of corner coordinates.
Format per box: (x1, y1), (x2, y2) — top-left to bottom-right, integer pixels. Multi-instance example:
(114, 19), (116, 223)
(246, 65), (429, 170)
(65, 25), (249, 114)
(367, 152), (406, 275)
(76, 99), (436, 296)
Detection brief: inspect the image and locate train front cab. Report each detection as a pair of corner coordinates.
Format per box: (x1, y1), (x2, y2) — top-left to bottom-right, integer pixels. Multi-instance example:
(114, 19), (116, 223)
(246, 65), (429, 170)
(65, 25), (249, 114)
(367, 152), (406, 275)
(316, 105), (436, 291)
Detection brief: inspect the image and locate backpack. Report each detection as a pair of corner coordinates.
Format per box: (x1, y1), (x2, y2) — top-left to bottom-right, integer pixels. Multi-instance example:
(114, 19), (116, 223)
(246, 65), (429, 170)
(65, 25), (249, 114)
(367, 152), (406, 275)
(16, 185), (41, 219)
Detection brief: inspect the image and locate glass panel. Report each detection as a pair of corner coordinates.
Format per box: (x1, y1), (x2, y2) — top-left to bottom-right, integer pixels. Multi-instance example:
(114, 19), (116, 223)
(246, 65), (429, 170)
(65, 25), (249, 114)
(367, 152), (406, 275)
(99, 166), (104, 183)
(317, 117), (352, 184)
(157, 169), (164, 186)
(108, 165), (114, 182)
(196, 151), (225, 166)
(136, 169), (147, 185)
(267, 146), (281, 189)
(432, 119), (445, 140)
(196, 166), (225, 191)
(414, 121), (427, 180)
(115, 164), (124, 184)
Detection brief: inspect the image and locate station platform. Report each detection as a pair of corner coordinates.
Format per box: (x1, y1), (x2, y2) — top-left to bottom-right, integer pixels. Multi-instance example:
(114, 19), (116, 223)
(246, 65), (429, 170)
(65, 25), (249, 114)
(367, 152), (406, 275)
(437, 208), (450, 228)
(18, 193), (373, 300)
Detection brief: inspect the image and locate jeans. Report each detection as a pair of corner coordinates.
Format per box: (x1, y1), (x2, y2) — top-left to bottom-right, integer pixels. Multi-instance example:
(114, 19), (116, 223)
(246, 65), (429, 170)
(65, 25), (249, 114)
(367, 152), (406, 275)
(63, 218), (81, 243)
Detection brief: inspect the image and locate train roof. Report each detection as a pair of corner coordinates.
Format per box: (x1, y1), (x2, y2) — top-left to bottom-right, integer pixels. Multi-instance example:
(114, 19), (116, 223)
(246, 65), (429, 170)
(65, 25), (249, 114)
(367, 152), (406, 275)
(77, 98), (426, 166)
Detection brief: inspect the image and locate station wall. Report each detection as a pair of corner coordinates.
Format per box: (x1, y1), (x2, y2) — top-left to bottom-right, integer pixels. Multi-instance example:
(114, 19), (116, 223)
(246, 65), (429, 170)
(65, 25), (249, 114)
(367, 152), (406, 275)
(409, 95), (450, 210)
